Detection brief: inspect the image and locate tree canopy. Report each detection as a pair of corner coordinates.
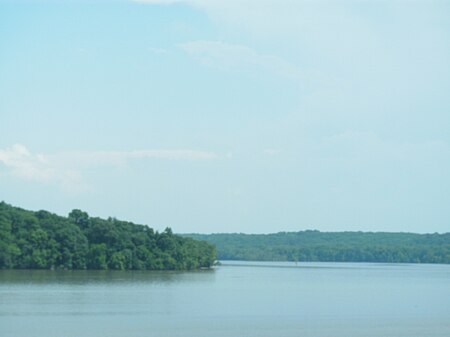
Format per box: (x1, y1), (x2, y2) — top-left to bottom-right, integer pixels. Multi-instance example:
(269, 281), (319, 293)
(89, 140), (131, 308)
(185, 231), (450, 264)
(0, 202), (216, 270)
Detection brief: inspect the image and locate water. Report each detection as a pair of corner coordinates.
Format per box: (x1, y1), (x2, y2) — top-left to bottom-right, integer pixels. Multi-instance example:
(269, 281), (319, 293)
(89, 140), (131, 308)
(1, 261), (449, 337)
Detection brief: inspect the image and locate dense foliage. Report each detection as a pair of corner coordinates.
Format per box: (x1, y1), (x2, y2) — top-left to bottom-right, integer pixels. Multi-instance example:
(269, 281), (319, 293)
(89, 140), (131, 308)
(185, 231), (450, 264)
(0, 202), (216, 270)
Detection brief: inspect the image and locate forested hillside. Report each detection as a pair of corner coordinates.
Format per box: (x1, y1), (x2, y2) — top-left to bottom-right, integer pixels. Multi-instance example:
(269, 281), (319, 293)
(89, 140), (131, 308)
(0, 202), (215, 270)
(185, 231), (450, 264)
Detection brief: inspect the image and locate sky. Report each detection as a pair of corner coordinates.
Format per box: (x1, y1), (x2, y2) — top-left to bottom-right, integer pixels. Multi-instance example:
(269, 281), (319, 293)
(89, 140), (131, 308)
(0, 0), (449, 234)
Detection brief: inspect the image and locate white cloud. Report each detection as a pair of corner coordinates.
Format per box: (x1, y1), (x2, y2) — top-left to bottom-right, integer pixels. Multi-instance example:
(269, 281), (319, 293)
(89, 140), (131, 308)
(179, 40), (303, 80)
(0, 144), (87, 193)
(0, 144), (220, 193)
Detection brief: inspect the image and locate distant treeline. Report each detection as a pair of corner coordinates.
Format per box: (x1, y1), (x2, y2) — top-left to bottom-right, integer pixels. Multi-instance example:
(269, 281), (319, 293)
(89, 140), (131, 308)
(0, 202), (216, 270)
(184, 231), (450, 264)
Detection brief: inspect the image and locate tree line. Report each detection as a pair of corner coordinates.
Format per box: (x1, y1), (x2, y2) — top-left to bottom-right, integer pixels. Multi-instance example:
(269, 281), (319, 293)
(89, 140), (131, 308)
(185, 230), (450, 264)
(0, 202), (216, 270)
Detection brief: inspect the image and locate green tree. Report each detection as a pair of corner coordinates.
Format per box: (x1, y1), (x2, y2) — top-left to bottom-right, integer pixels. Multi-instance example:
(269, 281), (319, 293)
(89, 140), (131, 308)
(87, 244), (108, 269)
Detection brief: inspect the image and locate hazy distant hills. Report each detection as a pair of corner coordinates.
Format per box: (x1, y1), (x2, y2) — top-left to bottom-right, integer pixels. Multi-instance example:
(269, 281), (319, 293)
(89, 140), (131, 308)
(184, 231), (450, 264)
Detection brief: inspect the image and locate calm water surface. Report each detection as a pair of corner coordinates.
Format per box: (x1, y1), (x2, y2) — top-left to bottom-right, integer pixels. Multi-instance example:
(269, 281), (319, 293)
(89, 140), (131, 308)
(1, 261), (449, 337)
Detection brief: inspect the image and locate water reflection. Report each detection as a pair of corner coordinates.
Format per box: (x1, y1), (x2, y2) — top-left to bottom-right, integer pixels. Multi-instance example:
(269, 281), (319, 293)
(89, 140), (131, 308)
(0, 269), (215, 286)
(0, 263), (449, 337)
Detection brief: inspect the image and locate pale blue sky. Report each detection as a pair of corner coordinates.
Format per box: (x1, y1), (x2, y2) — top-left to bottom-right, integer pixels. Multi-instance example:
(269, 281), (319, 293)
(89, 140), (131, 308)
(1, 0), (449, 233)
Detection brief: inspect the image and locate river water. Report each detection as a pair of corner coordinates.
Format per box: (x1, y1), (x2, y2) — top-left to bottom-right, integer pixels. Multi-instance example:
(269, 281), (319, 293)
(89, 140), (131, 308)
(1, 261), (449, 337)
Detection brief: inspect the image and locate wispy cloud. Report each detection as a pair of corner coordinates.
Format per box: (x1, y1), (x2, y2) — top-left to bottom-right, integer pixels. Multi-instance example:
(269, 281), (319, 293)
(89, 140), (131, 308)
(263, 149), (279, 156)
(148, 47), (168, 54)
(179, 40), (302, 80)
(80, 149), (219, 165)
(132, 0), (186, 3)
(134, 1), (325, 83)
(0, 144), (87, 193)
(0, 144), (220, 193)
